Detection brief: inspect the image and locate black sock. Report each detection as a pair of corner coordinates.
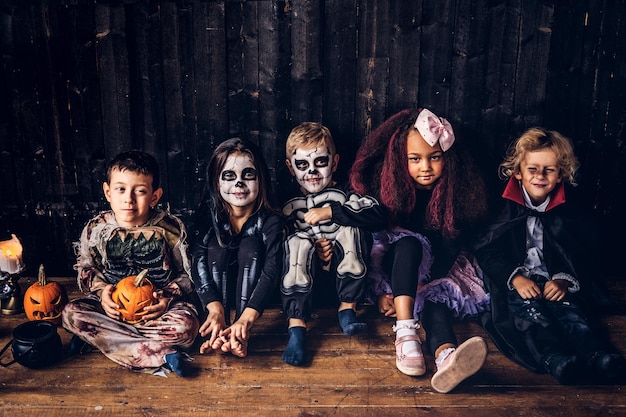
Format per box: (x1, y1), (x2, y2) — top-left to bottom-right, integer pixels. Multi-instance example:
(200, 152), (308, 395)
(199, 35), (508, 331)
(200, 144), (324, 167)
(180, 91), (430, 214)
(338, 309), (367, 336)
(282, 326), (306, 366)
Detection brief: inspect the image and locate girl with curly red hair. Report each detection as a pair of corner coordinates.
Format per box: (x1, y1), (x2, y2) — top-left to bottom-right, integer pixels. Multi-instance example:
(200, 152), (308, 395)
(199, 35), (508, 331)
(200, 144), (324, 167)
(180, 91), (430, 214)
(350, 108), (491, 393)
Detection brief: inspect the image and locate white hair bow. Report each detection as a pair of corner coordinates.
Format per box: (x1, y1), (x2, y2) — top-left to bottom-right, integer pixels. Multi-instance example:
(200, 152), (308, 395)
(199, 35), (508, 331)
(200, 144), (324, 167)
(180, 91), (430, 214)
(413, 109), (455, 151)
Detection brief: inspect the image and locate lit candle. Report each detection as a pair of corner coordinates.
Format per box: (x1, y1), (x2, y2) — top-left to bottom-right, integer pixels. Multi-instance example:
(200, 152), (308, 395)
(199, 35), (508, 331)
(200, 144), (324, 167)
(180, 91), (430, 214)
(0, 234), (25, 275)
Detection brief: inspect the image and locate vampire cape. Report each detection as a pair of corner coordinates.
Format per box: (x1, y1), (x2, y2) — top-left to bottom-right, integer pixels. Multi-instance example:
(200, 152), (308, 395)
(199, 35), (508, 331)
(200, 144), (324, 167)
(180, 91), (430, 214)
(473, 178), (611, 372)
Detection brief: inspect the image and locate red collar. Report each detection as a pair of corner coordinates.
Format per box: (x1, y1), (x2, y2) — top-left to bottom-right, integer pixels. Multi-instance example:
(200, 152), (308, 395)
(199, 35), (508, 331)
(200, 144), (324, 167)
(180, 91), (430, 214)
(502, 177), (566, 210)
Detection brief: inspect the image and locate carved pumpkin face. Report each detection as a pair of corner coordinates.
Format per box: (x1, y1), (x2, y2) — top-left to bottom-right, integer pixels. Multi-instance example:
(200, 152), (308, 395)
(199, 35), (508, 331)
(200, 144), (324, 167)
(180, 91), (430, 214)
(23, 265), (68, 325)
(111, 269), (157, 324)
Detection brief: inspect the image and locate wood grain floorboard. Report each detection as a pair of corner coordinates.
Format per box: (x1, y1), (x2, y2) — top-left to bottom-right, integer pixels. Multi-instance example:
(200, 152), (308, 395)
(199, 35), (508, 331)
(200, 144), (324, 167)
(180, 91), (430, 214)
(1, 277), (625, 417)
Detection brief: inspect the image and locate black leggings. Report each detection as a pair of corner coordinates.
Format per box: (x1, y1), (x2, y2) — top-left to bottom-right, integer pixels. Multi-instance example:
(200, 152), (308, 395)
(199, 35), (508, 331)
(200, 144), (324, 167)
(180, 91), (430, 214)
(384, 236), (423, 297)
(384, 236), (457, 354)
(421, 300), (458, 355)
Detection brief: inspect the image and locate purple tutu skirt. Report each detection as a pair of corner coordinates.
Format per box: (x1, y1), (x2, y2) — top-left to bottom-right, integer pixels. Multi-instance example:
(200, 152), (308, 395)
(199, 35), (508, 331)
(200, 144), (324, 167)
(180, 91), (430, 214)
(368, 228), (490, 320)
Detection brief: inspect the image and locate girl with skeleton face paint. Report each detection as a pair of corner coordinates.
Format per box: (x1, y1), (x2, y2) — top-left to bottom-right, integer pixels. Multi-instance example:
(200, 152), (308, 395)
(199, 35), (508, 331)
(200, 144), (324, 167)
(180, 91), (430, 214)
(191, 138), (285, 360)
(219, 153), (259, 211)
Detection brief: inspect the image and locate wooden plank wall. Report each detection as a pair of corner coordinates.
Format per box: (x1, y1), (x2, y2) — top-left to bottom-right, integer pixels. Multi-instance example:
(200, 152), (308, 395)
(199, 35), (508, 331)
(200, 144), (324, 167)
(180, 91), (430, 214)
(0, 0), (624, 276)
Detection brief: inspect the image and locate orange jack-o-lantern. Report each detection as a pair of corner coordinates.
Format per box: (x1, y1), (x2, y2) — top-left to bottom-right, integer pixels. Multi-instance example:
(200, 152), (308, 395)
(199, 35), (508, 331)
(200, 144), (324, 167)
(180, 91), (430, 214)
(111, 269), (157, 324)
(23, 264), (68, 325)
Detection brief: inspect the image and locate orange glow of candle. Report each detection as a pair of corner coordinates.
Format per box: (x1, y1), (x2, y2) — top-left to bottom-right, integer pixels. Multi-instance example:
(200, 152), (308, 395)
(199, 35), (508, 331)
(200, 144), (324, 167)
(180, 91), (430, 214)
(0, 234), (25, 275)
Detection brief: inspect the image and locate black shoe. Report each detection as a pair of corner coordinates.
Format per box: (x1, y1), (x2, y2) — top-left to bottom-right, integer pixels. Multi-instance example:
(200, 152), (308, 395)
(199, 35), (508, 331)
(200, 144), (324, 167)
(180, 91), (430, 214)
(68, 335), (92, 355)
(545, 354), (582, 385)
(588, 352), (626, 383)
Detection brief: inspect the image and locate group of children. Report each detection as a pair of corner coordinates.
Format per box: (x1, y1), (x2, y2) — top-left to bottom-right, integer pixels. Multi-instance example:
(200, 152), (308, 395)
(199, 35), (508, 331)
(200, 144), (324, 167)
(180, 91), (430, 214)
(61, 108), (625, 392)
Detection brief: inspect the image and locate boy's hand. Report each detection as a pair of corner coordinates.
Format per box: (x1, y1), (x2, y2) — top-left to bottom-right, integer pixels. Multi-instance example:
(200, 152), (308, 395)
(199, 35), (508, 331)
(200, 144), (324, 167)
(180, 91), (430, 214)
(511, 275), (542, 300)
(304, 206), (332, 226)
(100, 284), (121, 320)
(378, 293), (396, 317)
(199, 301), (227, 354)
(314, 238), (333, 263)
(162, 282), (182, 297)
(543, 279), (569, 302)
(141, 292), (171, 321)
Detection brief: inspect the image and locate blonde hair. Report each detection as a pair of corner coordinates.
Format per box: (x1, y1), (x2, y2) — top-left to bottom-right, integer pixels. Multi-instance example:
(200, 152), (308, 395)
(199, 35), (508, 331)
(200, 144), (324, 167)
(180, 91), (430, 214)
(285, 122), (336, 157)
(499, 127), (579, 186)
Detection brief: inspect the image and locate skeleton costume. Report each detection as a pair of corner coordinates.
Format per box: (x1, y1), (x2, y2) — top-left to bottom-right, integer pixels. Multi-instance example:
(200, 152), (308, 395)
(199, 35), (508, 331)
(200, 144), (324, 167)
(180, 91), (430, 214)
(62, 209), (200, 372)
(191, 209), (284, 321)
(281, 182), (385, 321)
(190, 150), (285, 324)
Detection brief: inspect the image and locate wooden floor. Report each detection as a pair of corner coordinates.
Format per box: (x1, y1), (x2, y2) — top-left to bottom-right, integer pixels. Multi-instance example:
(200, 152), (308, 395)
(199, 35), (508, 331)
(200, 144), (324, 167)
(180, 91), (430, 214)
(1, 276), (625, 417)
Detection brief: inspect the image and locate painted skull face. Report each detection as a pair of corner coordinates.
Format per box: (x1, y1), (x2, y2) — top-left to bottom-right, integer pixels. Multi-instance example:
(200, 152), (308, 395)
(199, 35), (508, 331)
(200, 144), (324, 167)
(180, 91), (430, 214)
(289, 146), (336, 194)
(219, 153), (259, 210)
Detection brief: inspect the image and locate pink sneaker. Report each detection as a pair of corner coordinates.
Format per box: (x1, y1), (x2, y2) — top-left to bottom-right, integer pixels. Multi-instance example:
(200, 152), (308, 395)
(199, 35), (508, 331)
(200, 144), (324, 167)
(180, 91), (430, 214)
(430, 336), (487, 393)
(394, 334), (426, 376)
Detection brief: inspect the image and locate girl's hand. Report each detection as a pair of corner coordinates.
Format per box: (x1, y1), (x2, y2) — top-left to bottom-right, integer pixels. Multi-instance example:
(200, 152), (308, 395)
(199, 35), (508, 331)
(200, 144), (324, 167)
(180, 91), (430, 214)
(304, 207), (332, 226)
(100, 284), (121, 320)
(314, 238), (333, 263)
(216, 308), (259, 357)
(512, 275), (542, 300)
(543, 279), (569, 302)
(218, 322), (249, 357)
(199, 302), (227, 354)
(378, 294), (396, 317)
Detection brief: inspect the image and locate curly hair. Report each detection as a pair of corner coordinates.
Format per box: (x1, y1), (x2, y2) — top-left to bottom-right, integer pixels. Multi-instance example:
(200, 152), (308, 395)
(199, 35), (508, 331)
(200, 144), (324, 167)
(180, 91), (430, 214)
(349, 108), (489, 237)
(499, 127), (579, 186)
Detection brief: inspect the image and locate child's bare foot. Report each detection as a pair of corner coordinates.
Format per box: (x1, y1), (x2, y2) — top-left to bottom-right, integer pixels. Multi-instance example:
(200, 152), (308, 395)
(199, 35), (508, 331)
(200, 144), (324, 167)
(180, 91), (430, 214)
(217, 336), (231, 354)
(199, 338), (227, 354)
(230, 338), (248, 357)
(199, 340), (211, 354)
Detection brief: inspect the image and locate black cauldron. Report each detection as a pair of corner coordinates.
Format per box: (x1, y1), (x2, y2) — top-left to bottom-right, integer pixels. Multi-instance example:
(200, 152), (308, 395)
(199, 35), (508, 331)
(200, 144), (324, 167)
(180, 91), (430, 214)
(0, 320), (62, 368)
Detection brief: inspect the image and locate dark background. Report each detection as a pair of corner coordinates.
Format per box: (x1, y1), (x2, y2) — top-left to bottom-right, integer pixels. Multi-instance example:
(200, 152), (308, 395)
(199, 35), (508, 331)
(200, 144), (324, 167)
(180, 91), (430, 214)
(0, 0), (624, 277)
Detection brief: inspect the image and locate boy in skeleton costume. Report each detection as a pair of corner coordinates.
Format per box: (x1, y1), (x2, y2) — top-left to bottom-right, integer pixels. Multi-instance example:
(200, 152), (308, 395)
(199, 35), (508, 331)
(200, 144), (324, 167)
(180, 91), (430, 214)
(281, 122), (385, 366)
(62, 150), (200, 376)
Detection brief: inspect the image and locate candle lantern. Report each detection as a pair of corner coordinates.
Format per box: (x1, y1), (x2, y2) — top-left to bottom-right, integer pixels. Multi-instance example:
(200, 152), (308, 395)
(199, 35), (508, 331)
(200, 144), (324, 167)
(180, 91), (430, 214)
(0, 234), (26, 315)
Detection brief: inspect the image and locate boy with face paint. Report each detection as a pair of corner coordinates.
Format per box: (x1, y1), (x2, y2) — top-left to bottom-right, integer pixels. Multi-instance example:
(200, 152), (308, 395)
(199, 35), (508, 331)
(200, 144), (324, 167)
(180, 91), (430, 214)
(281, 122), (386, 366)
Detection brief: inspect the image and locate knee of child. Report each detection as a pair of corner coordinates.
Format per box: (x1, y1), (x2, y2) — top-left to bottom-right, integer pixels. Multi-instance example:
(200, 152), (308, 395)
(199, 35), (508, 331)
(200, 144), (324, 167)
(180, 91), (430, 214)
(61, 299), (85, 319)
(175, 325), (199, 348)
(395, 236), (423, 255)
(169, 315), (201, 344)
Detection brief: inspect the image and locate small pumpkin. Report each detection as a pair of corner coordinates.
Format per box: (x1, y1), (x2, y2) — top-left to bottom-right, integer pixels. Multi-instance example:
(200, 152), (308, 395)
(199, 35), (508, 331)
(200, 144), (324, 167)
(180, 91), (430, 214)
(111, 269), (157, 324)
(23, 264), (68, 325)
